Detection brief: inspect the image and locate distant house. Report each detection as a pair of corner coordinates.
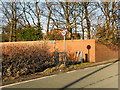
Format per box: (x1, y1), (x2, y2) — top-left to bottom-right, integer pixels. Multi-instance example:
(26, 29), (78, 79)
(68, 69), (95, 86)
(46, 29), (69, 40)
(44, 29), (81, 40)
(49, 29), (63, 34)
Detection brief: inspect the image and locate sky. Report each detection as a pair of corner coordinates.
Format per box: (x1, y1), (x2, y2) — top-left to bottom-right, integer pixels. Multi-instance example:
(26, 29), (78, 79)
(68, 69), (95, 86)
(1, 0), (119, 2)
(0, 1), (105, 35)
(0, 1), (119, 36)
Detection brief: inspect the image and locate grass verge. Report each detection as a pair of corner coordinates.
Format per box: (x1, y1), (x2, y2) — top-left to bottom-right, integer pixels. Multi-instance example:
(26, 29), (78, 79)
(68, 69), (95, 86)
(2, 62), (91, 86)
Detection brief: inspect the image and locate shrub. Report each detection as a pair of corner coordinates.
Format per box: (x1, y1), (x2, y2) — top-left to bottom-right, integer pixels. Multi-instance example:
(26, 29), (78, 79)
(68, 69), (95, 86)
(67, 51), (76, 63)
(95, 25), (119, 46)
(18, 26), (43, 41)
(2, 41), (56, 81)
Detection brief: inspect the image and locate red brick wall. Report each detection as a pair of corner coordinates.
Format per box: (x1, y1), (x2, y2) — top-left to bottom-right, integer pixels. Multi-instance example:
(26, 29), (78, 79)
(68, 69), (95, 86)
(95, 43), (118, 62)
(46, 40), (119, 62)
(47, 39), (95, 62)
(2, 40), (118, 63)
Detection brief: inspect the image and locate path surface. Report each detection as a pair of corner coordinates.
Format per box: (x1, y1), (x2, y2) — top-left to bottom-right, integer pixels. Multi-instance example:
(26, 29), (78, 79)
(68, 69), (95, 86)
(2, 61), (119, 89)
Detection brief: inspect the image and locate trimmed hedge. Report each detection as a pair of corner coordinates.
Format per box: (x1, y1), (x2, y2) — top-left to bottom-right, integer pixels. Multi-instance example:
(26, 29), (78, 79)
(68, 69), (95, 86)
(2, 42), (56, 81)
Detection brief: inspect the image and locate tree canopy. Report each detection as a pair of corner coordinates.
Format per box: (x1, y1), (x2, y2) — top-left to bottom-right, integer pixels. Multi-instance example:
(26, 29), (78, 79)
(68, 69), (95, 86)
(1, 1), (119, 45)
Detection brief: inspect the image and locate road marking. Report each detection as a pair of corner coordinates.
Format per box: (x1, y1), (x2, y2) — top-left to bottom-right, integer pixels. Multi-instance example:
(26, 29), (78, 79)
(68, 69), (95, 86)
(96, 63), (113, 67)
(66, 70), (76, 73)
(83, 66), (97, 70)
(83, 68), (90, 70)
(1, 75), (57, 88)
(1, 62), (117, 88)
(96, 65), (104, 67)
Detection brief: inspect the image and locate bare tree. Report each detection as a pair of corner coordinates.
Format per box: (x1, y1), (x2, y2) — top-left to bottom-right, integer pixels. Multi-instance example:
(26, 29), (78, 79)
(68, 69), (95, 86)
(95, 2), (119, 45)
(19, 2), (31, 27)
(2, 2), (23, 42)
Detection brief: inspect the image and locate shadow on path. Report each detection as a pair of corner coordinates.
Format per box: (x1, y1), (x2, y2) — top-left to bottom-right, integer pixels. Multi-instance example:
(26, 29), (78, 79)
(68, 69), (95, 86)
(59, 60), (119, 90)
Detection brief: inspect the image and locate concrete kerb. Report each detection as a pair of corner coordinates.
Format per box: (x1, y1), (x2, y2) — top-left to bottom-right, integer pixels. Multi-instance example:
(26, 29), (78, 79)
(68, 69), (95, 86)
(80, 58), (119, 69)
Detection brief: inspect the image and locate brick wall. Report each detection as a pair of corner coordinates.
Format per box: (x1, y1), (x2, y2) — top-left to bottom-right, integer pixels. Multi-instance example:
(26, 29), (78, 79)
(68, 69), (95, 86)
(48, 40), (118, 62)
(2, 39), (118, 63)
(47, 39), (95, 62)
(95, 43), (118, 62)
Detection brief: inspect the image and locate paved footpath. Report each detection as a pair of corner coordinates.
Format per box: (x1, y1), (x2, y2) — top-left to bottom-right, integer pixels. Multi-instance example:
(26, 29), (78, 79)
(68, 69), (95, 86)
(2, 61), (119, 89)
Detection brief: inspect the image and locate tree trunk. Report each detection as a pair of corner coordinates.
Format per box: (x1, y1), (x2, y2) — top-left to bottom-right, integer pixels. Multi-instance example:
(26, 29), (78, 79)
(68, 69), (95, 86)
(9, 2), (14, 42)
(74, 15), (77, 34)
(13, 19), (17, 42)
(13, 3), (17, 42)
(84, 3), (91, 39)
(9, 21), (13, 42)
(81, 9), (84, 40)
(65, 2), (72, 39)
(81, 21), (84, 40)
(47, 10), (52, 35)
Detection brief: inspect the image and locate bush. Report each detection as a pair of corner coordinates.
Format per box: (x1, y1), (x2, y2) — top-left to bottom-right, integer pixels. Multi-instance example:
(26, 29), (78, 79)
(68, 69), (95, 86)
(67, 51), (76, 63)
(95, 26), (119, 46)
(2, 41), (56, 81)
(18, 26), (43, 41)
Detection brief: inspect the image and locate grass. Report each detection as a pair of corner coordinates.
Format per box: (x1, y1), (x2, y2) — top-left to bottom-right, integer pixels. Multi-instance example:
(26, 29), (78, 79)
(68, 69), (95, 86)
(41, 62), (91, 75)
(2, 62), (92, 85)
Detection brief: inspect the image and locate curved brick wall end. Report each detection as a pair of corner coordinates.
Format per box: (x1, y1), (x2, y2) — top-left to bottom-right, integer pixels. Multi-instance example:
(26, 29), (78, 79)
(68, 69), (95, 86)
(95, 43), (118, 62)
